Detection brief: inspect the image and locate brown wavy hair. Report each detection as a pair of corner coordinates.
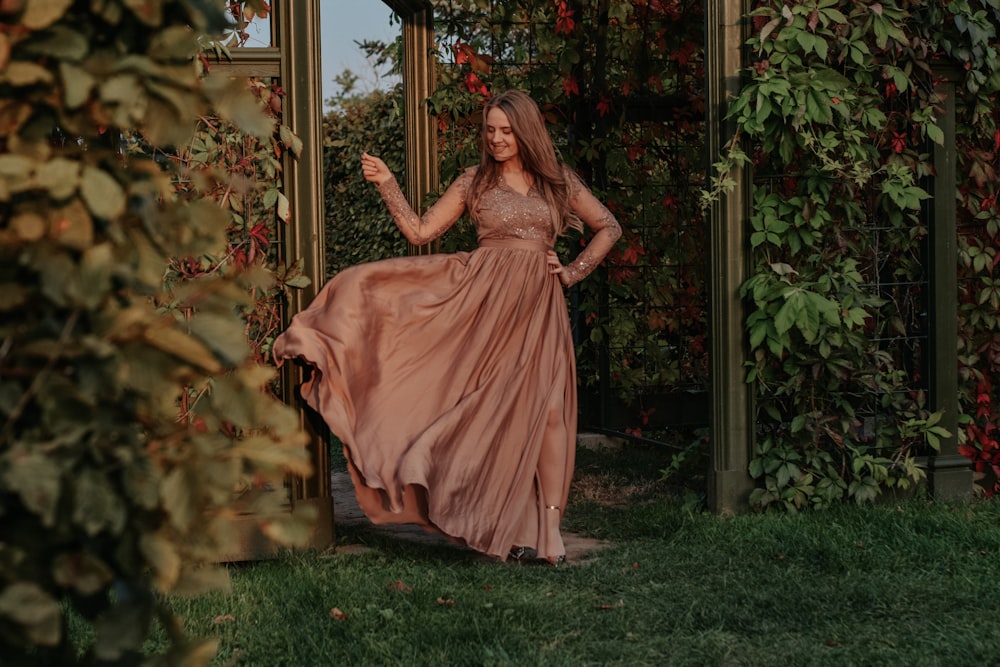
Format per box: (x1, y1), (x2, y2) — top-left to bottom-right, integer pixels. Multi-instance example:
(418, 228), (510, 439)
(465, 90), (583, 235)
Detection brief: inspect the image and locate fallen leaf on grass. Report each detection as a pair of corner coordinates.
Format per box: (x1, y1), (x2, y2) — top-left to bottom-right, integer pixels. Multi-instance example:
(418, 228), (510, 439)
(387, 580), (412, 593)
(212, 614), (234, 625)
(436, 597), (454, 606)
(595, 599), (625, 610)
(329, 607), (348, 621)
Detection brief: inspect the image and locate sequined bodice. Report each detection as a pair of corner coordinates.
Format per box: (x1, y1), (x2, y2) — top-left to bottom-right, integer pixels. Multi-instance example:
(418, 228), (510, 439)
(473, 179), (556, 246)
(374, 164), (621, 287)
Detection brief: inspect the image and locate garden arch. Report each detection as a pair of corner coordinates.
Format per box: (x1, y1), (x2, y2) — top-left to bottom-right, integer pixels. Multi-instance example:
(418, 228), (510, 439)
(249, 0), (971, 555)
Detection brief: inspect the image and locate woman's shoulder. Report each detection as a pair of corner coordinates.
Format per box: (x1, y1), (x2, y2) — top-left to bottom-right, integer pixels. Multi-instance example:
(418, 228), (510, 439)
(448, 164), (479, 185)
(441, 165), (480, 197)
(559, 164), (587, 195)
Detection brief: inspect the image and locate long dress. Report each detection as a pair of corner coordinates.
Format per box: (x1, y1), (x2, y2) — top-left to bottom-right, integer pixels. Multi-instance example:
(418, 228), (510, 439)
(273, 166), (621, 561)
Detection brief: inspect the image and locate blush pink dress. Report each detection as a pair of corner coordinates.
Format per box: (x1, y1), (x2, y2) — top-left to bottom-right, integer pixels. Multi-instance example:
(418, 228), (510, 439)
(273, 166), (621, 561)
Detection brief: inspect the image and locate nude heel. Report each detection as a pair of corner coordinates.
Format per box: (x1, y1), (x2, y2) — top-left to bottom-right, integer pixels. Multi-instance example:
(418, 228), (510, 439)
(544, 505), (566, 565)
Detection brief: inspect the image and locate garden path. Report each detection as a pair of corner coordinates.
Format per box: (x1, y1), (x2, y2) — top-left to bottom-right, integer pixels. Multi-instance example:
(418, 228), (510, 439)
(331, 470), (611, 563)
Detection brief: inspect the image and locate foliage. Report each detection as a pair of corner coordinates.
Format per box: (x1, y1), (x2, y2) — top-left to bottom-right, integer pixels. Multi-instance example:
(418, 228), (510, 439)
(168, 76), (309, 365)
(708, 0), (1000, 508)
(323, 87), (409, 277)
(950, 2), (1000, 496)
(0, 1), (313, 664)
(425, 0), (709, 430)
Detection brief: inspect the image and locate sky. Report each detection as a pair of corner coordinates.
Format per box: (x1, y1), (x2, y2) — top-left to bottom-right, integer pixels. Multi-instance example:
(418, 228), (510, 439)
(319, 1), (401, 106)
(237, 2), (402, 109)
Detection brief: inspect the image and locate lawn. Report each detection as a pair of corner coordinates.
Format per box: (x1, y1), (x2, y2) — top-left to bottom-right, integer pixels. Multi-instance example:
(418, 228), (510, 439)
(88, 444), (1000, 665)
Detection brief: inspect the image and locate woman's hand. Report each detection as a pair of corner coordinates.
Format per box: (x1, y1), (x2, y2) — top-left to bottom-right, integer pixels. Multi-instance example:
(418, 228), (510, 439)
(546, 250), (569, 287)
(361, 152), (392, 185)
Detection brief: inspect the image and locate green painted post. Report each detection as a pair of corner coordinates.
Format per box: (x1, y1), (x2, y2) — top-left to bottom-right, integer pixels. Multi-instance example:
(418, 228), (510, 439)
(705, 0), (755, 513)
(927, 65), (973, 500)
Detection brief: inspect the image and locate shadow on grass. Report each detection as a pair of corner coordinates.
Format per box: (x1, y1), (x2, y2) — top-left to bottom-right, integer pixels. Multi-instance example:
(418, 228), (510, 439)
(564, 442), (705, 542)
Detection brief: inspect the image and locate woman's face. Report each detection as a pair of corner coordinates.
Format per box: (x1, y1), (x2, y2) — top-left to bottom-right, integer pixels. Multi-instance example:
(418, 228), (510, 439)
(485, 107), (520, 165)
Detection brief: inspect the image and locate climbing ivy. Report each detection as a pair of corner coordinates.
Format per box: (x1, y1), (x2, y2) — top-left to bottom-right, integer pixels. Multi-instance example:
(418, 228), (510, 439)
(710, 0), (1000, 508)
(426, 0), (709, 429)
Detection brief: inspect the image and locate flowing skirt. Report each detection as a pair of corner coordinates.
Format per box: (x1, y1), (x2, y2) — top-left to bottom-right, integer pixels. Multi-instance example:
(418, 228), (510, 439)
(273, 239), (576, 561)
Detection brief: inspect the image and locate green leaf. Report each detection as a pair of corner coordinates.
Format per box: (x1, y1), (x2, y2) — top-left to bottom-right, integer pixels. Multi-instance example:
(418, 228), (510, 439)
(161, 466), (198, 532)
(4, 449), (62, 527)
(774, 293), (799, 335)
(770, 262), (797, 276)
(20, 0), (75, 30)
(203, 75), (275, 139)
(140, 532), (182, 591)
(277, 191), (290, 222)
(52, 552), (114, 596)
(1, 61), (55, 86)
(279, 123), (303, 156)
(77, 242), (113, 309)
(0, 583), (62, 646)
(35, 157), (80, 200)
(59, 61), (96, 110)
(187, 311), (250, 367)
(21, 24), (89, 60)
(260, 506), (318, 547)
(143, 321), (223, 373)
(925, 122), (944, 145)
(81, 165), (126, 220)
(148, 25), (199, 59)
(73, 468), (127, 536)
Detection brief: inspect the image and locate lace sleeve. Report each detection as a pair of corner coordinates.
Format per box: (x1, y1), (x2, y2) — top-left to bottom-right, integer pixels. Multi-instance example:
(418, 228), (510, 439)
(375, 169), (472, 246)
(560, 171), (623, 287)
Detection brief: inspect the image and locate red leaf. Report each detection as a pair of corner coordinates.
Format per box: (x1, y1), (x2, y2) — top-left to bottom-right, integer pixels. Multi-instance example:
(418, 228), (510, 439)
(387, 580), (412, 593)
(562, 75), (580, 97)
(596, 96), (611, 118)
(555, 1), (575, 35)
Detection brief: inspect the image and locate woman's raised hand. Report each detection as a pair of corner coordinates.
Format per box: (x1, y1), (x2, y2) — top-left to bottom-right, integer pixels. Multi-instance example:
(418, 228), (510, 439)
(361, 152), (392, 185)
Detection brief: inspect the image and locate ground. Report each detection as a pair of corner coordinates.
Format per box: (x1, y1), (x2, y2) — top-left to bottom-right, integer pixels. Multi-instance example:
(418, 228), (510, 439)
(330, 470), (612, 563)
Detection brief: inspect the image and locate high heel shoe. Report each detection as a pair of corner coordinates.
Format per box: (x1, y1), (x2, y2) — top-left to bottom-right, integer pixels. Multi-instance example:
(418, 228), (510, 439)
(508, 546), (536, 561)
(542, 505), (566, 565)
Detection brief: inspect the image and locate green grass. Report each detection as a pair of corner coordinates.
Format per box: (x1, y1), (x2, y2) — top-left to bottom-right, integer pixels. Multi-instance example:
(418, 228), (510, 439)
(93, 446), (1000, 665)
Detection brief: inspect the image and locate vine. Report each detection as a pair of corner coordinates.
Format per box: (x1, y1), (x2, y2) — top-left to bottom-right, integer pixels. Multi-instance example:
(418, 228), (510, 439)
(709, 0), (1000, 508)
(425, 0), (709, 433)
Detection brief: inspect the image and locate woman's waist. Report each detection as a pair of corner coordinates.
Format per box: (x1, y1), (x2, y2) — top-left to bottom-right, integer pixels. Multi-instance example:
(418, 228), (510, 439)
(477, 236), (552, 252)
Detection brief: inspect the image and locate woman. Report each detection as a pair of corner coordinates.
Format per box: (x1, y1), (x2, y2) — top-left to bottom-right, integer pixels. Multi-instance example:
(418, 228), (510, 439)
(274, 90), (621, 564)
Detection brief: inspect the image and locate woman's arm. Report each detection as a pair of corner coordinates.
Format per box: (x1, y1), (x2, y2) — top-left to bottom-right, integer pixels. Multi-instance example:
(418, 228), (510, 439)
(553, 171), (623, 287)
(362, 152), (470, 246)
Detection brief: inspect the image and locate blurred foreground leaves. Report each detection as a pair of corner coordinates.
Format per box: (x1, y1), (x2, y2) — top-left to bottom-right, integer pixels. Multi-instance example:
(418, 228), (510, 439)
(1, 1), (313, 664)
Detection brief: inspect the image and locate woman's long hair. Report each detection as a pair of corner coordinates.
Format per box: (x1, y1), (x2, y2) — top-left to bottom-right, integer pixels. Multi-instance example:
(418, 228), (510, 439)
(465, 90), (583, 235)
